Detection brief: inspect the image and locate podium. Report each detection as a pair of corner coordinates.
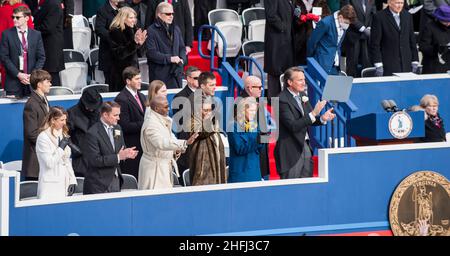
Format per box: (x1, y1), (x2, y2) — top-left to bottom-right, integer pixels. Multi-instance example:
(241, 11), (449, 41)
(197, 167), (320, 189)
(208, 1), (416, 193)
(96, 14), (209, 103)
(348, 111), (425, 146)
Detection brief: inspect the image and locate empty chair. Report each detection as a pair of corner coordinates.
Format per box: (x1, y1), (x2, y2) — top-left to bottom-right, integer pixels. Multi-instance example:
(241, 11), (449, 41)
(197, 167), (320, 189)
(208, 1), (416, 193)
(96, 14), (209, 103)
(139, 59), (149, 83)
(63, 49), (85, 63)
(248, 52), (264, 77)
(72, 15), (89, 28)
(81, 84), (109, 94)
(208, 9), (240, 26)
(173, 171), (181, 187)
(361, 67), (377, 78)
(48, 87), (74, 96)
(75, 177), (84, 194)
(59, 62), (89, 93)
(72, 27), (92, 59)
(2, 160), (22, 171)
(182, 169), (190, 186)
(242, 7), (265, 26)
(140, 81), (149, 91)
(88, 48), (105, 83)
(214, 21), (243, 58)
(242, 41), (264, 56)
(122, 174), (138, 190)
(248, 19), (265, 41)
(20, 181), (38, 200)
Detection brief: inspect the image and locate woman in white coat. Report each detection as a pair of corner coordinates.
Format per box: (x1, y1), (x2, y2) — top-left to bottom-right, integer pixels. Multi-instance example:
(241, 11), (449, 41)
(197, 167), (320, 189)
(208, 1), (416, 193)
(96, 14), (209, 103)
(138, 95), (198, 190)
(36, 106), (77, 200)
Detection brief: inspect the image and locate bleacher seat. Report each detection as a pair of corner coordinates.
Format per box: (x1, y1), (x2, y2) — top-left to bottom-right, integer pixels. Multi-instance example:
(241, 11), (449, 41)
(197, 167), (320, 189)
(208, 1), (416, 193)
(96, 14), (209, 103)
(72, 15), (89, 28)
(248, 19), (265, 41)
(242, 40), (264, 56)
(249, 52), (264, 77)
(214, 21), (243, 57)
(20, 181), (38, 200)
(60, 62), (89, 93)
(48, 87), (74, 96)
(182, 169), (190, 186)
(139, 59), (149, 83)
(63, 49), (85, 63)
(75, 177), (84, 194)
(88, 48), (105, 83)
(81, 84), (109, 94)
(208, 9), (240, 26)
(72, 27), (92, 59)
(122, 174), (138, 190)
(2, 160), (22, 171)
(242, 7), (265, 40)
(361, 67), (376, 78)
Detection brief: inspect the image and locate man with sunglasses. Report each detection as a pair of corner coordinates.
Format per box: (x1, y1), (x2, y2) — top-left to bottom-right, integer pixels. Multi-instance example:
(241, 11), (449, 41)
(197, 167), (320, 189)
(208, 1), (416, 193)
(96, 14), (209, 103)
(146, 2), (186, 89)
(0, 6), (45, 98)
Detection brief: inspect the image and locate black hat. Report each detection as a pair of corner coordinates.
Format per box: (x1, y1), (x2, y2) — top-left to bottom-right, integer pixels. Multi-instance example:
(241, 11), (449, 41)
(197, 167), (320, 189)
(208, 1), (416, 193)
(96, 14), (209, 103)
(80, 88), (103, 110)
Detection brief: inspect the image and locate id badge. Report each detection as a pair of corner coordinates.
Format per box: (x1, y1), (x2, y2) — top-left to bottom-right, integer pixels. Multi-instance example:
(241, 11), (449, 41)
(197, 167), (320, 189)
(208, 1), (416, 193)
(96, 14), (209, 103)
(19, 56), (24, 71)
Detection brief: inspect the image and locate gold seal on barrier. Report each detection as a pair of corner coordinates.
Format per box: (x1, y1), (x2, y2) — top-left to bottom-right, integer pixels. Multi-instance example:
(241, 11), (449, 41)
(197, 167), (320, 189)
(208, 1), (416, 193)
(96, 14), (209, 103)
(389, 171), (450, 236)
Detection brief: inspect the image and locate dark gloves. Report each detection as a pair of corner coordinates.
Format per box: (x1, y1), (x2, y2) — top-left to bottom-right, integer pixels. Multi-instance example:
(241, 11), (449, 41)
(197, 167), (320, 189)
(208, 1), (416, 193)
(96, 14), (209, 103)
(411, 63), (419, 74)
(375, 66), (384, 77)
(58, 137), (71, 150)
(363, 27), (371, 38)
(67, 184), (76, 196)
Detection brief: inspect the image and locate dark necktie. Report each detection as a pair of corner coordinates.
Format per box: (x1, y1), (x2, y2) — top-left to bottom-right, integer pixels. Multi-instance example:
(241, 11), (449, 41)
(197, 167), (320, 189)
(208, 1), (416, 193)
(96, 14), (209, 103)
(20, 31), (28, 74)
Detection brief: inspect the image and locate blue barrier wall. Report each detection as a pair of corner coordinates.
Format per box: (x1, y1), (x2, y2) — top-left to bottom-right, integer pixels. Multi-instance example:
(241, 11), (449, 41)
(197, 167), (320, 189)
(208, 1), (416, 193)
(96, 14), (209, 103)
(7, 143), (450, 235)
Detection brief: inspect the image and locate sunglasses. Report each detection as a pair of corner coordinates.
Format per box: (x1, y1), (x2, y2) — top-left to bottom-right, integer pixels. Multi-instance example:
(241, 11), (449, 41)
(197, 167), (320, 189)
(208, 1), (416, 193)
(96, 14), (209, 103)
(189, 76), (199, 80)
(163, 12), (174, 16)
(12, 15), (24, 20)
(251, 86), (262, 90)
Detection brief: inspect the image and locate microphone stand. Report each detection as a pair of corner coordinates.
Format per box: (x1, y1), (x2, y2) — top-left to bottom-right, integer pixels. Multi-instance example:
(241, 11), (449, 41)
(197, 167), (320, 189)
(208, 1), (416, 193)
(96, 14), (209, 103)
(330, 100), (338, 148)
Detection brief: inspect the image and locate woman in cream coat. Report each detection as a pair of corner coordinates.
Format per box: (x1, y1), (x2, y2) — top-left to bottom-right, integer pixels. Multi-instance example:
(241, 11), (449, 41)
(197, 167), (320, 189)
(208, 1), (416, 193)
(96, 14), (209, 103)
(139, 95), (197, 190)
(36, 106), (77, 200)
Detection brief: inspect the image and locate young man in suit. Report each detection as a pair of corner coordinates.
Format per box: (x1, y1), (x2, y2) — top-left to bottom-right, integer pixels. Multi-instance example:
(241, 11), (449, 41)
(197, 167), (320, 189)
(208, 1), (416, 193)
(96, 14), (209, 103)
(22, 69), (51, 180)
(83, 101), (139, 194)
(307, 4), (357, 75)
(0, 6), (45, 98)
(370, 0), (419, 76)
(274, 67), (335, 179)
(114, 66), (146, 181)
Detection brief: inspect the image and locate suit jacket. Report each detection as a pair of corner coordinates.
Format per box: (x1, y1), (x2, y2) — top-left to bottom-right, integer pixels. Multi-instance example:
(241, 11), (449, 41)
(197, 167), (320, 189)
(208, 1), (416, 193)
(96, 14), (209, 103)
(34, 0), (64, 73)
(95, 2), (118, 72)
(264, 0), (295, 76)
(83, 122), (125, 194)
(22, 90), (49, 178)
(369, 8), (419, 75)
(307, 15), (342, 74)
(274, 88), (322, 174)
(114, 88), (146, 180)
(0, 27), (45, 96)
(419, 20), (450, 74)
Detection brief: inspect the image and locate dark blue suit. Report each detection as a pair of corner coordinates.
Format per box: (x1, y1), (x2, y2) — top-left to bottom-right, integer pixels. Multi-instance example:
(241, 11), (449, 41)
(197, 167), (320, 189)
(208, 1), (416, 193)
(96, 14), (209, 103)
(0, 27), (45, 97)
(227, 124), (263, 183)
(307, 15), (343, 75)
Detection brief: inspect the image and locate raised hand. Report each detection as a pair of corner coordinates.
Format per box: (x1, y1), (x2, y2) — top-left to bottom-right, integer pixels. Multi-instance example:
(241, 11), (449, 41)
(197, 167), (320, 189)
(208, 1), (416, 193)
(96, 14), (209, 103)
(312, 100), (327, 116)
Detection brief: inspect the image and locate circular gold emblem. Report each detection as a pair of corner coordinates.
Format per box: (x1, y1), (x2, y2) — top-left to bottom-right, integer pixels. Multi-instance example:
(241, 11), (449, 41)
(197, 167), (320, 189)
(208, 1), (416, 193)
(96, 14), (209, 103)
(389, 171), (450, 236)
(388, 111), (413, 139)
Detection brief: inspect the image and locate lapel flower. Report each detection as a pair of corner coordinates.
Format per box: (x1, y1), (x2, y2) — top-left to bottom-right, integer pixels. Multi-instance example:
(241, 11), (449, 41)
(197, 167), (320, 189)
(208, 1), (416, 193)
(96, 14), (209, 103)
(113, 129), (121, 138)
(301, 96), (309, 103)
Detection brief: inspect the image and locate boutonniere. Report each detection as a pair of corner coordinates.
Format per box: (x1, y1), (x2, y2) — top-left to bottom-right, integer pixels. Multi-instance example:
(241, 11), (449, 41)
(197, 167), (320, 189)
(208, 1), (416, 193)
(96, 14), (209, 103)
(301, 96), (309, 103)
(113, 129), (121, 138)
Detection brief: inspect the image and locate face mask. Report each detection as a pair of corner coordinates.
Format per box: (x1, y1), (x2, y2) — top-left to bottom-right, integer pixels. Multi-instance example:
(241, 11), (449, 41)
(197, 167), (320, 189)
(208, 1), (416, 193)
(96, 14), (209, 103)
(340, 22), (349, 30)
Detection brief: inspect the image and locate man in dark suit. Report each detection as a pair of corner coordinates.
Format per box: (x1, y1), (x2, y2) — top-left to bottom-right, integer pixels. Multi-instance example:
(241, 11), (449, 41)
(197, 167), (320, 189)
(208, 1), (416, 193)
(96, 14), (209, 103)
(146, 2), (186, 89)
(274, 67), (335, 179)
(369, 0), (419, 76)
(193, 0), (216, 40)
(96, 0), (122, 86)
(0, 6), (45, 98)
(145, 0), (193, 53)
(340, 0), (376, 77)
(22, 69), (51, 180)
(307, 5), (357, 75)
(114, 66), (146, 180)
(83, 101), (139, 194)
(264, 0), (295, 99)
(34, 0), (65, 86)
(67, 88), (103, 177)
(172, 66), (201, 184)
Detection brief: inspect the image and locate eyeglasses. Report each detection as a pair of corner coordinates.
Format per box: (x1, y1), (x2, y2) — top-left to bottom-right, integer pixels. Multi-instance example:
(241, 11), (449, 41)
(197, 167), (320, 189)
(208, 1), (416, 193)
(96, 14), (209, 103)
(12, 15), (24, 20)
(189, 76), (199, 80)
(251, 86), (262, 90)
(163, 12), (174, 16)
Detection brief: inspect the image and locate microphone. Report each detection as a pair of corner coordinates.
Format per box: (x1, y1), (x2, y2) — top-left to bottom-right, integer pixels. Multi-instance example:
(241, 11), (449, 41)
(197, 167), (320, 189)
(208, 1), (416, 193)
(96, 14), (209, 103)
(381, 100), (392, 112)
(388, 100), (399, 112)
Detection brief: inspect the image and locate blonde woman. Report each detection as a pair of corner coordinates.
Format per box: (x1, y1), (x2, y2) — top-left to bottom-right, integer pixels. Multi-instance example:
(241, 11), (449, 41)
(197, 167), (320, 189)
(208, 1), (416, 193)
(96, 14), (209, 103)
(419, 94), (446, 142)
(109, 6), (147, 92)
(36, 106), (77, 200)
